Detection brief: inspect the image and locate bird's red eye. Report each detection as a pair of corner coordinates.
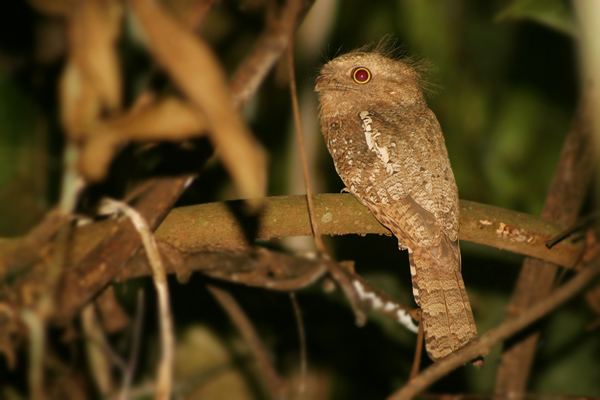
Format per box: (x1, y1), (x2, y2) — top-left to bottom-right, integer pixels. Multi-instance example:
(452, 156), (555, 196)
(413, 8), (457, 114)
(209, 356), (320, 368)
(352, 67), (371, 84)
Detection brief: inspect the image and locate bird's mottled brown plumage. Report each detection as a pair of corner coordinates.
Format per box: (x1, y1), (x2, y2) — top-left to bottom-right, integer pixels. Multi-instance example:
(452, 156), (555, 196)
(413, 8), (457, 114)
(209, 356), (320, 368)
(315, 51), (477, 361)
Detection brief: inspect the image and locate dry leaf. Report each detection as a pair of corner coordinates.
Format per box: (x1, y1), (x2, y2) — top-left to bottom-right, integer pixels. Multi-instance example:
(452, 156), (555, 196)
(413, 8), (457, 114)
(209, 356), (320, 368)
(69, 0), (123, 111)
(28, 0), (75, 16)
(79, 97), (209, 180)
(130, 0), (267, 205)
(59, 61), (102, 140)
(79, 134), (121, 181)
(60, 0), (123, 141)
(92, 97), (208, 141)
(163, 0), (216, 28)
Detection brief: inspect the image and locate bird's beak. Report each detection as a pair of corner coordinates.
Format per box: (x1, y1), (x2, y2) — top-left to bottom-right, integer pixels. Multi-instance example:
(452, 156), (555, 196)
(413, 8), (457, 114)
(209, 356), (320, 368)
(314, 74), (325, 92)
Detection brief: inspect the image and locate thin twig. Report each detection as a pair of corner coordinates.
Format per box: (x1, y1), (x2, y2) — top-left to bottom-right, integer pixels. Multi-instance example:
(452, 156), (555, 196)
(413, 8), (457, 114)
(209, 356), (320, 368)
(290, 293), (307, 395)
(21, 310), (45, 400)
(82, 304), (114, 396)
(409, 313), (424, 380)
(286, 42), (327, 255)
(118, 289), (145, 400)
(207, 284), (287, 399)
(388, 260), (600, 400)
(100, 199), (174, 400)
(546, 212), (599, 249)
(83, 333), (128, 373)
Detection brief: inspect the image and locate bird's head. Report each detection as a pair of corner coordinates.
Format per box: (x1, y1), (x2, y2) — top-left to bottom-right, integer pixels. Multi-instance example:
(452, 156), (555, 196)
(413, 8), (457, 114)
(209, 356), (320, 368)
(315, 51), (425, 108)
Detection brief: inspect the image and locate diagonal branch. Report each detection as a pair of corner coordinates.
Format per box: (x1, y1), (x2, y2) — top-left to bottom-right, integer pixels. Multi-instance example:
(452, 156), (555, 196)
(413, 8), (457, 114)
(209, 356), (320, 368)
(388, 259), (600, 400)
(55, 177), (190, 323)
(494, 103), (595, 395)
(48, 0), (315, 323)
(207, 284), (287, 399)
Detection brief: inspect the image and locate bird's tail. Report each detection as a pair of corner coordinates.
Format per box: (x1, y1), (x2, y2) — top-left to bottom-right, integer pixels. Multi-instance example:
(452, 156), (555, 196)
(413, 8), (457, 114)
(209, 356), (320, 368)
(409, 240), (477, 361)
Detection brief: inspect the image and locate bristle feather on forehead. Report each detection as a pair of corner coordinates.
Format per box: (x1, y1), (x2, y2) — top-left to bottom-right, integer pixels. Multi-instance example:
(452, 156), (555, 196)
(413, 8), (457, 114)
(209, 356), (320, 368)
(357, 35), (406, 58)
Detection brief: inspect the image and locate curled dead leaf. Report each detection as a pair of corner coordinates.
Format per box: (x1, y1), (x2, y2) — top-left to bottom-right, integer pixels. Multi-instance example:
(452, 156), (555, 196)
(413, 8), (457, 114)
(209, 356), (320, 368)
(68, 0), (123, 112)
(79, 97), (209, 180)
(59, 0), (124, 180)
(59, 61), (102, 140)
(79, 134), (121, 182)
(60, 0), (122, 141)
(93, 97), (208, 142)
(130, 0), (267, 206)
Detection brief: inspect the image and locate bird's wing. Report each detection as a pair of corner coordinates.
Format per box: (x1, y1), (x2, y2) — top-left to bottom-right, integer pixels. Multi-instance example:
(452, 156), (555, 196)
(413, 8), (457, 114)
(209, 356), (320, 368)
(364, 106), (460, 245)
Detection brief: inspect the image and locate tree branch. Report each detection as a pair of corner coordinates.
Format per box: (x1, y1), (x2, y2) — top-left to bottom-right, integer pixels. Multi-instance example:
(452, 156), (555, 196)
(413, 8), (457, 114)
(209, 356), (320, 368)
(0, 194), (584, 278)
(388, 259), (600, 400)
(207, 285), (287, 399)
(44, 0), (315, 323)
(154, 195), (583, 267)
(494, 103), (595, 395)
(55, 177), (190, 323)
(0, 193), (584, 325)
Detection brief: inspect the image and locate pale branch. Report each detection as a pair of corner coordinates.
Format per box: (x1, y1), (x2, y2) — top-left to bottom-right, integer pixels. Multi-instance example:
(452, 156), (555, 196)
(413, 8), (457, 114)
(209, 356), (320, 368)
(121, 244), (419, 336)
(153, 194), (582, 267)
(99, 199), (175, 400)
(55, 176), (191, 323)
(387, 259), (600, 400)
(0, 191), (584, 352)
(0, 194), (583, 276)
(118, 290), (145, 400)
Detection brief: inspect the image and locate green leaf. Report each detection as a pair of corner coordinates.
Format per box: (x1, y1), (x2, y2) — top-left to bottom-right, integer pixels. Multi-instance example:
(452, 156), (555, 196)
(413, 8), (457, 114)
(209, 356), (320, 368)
(496, 0), (577, 37)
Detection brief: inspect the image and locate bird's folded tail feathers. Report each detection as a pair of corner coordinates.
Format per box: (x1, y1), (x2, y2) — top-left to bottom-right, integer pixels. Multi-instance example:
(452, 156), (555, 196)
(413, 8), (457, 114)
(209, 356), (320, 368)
(409, 245), (477, 361)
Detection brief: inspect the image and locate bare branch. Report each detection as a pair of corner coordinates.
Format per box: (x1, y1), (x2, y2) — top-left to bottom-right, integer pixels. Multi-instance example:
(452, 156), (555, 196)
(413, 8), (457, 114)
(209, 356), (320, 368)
(149, 195), (582, 267)
(118, 290), (145, 400)
(119, 244), (328, 292)
(207, 284), (287, 399)
(289, 293), (307, 396)
(495, 103), (595, 394)
(82, 305), (114, 396)
(388, 259), (600, 400)
(230, 0), (310, 108)
(55, 176), (191, 323)
(42, 0), (317, 324)
(99, 199), (175, 400)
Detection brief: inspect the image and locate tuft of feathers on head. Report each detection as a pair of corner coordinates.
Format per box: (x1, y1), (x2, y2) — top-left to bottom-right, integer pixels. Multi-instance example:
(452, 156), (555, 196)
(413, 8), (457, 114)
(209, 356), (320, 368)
(357, 35), (406, 59)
